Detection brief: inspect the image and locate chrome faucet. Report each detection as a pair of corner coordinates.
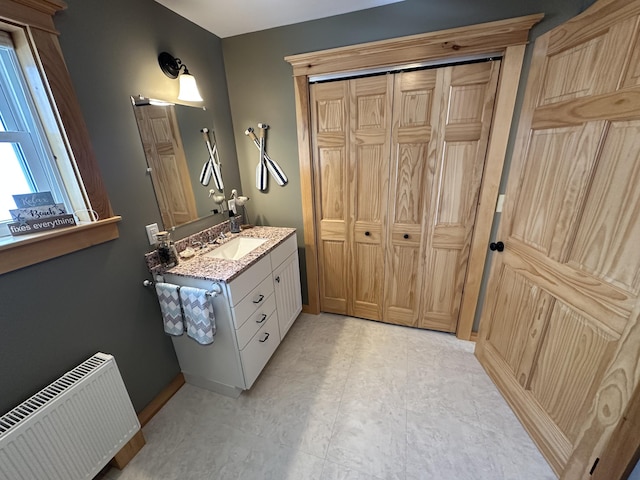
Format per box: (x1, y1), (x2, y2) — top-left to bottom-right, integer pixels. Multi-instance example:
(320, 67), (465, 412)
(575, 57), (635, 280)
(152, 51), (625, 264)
(191, 240), (203, 249)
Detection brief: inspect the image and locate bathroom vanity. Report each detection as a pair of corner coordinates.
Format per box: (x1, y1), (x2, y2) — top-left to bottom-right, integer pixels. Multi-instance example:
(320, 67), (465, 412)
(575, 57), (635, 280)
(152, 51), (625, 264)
(161, 227), (302, 397)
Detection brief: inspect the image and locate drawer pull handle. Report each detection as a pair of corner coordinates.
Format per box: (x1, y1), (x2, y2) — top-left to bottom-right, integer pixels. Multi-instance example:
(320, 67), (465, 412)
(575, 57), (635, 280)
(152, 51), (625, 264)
(275, 276), (281, 283)
(365, 231), (370, 236)
(403, 234), (409, 239)
(253, 294), (264, 304)
(259, 332), (270, 343)
(256, 314), (267, 324)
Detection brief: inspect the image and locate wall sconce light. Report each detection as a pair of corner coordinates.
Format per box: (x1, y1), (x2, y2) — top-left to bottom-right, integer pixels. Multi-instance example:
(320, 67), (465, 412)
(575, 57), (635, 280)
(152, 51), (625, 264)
(158, 52), (203, 102)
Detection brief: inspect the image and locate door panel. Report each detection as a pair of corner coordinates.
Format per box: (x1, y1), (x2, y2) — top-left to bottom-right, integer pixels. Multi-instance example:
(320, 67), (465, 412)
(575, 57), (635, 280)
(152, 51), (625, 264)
(476, 2), (640, 478)
(311, 82), (349, 314)
(568, 120), (640, 294)
(484, 265), (554, 376)
(384, 70), (437, 325)
(349, 75), (393, 320)
(529, 301), (616, 443)
(509, 123), (603, 260)
(420, 61), (501, 331)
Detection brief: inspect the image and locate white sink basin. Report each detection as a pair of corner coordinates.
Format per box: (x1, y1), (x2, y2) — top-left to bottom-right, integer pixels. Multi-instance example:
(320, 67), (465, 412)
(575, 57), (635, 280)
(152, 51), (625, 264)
(204, 237), (268, 261)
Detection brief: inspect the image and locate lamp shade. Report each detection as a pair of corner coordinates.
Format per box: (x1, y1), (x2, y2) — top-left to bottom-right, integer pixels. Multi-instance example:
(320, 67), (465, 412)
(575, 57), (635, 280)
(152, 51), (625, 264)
(178, 73), (203, 102)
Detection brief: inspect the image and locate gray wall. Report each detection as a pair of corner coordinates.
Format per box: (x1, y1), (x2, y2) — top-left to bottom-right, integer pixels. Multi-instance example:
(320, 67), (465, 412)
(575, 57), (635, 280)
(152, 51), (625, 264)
(222, 0), (595, 306)
(0, 0), (239, 414)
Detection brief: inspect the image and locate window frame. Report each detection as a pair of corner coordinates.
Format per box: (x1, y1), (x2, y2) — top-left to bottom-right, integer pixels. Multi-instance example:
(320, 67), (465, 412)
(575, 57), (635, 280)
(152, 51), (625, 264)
(0, 0), (120, 275)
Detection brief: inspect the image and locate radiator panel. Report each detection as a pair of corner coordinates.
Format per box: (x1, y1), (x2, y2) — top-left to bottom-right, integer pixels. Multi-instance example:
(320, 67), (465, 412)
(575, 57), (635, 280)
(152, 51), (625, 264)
(0, 353), (140, 480)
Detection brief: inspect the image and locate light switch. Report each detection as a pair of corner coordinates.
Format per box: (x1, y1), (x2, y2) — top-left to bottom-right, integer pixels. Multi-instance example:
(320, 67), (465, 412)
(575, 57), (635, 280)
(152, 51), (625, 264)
(145, 223), (159, 245)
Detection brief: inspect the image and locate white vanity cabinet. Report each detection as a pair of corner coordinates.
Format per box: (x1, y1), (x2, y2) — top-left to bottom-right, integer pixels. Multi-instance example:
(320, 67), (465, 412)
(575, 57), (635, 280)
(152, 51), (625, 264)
(163, 233), (301, 397)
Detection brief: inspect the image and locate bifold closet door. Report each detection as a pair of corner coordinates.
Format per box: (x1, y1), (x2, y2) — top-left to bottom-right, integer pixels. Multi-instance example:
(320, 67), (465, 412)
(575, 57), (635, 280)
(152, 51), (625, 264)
(418, 61), (501, 331)
(310, 76), (393, 319)
(382, 69), (438, 326)
(384, 62), (501, 330)
(311, 61), (500, 331)
(310, 81), (350, 315)
(348, 76), (393, 320)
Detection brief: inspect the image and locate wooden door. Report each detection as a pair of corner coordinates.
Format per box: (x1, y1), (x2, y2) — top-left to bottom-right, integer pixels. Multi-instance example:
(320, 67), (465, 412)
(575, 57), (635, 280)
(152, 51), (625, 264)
(383, 62), (500, 330)
(348, 75), (393, 320)
(311, 76), (392, 319)
(383, 69), (438, 326)
(134, 104), (197, 228)
(310, 81), (350, 314)
(312, 62), (500, 330)
(419, 62), (500, 332)
(476, 1), (640, 478)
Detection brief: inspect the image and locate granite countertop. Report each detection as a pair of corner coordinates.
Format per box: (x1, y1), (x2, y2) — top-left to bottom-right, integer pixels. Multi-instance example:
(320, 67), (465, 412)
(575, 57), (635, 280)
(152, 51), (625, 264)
(164, 226), (296, 283)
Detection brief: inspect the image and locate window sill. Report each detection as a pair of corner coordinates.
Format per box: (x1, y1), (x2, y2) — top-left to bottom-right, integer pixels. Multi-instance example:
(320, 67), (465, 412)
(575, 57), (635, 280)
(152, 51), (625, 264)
(0, 216), (121, 275)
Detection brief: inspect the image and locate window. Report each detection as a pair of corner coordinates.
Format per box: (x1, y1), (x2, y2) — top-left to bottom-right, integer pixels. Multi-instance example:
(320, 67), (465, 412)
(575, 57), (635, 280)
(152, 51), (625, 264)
(0, 0), (119, 275)
(0, 32), (88, 235)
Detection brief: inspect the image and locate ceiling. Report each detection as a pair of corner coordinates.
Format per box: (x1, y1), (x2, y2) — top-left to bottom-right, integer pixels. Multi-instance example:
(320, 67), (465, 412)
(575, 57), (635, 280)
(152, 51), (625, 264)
(154, 0), (405, 38)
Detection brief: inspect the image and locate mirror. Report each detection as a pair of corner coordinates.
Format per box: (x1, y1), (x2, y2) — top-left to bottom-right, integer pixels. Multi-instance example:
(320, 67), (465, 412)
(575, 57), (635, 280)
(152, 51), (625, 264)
(131, 95), (225, 229)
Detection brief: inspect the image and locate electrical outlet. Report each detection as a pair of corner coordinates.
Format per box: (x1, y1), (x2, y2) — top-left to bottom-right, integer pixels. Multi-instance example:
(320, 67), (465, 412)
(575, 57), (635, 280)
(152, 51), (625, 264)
(145, 223), (159, 245)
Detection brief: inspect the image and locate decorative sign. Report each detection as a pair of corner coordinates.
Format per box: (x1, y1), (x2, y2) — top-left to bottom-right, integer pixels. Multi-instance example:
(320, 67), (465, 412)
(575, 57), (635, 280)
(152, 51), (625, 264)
(12, 192), (55, 209)
(8, 215), (76, 236)
(7, 191), (76, 236)
(9, 204), (67, 222)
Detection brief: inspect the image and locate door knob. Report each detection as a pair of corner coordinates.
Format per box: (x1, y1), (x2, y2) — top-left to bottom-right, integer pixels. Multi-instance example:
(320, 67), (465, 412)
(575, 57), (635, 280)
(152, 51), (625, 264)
(489, 241), (504, 252)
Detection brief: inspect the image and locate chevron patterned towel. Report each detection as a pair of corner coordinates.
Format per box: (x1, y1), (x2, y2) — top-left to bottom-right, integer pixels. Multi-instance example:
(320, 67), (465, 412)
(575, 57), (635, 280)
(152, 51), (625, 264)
(155, 282), (184, 336)
(179, 286), (216, 345)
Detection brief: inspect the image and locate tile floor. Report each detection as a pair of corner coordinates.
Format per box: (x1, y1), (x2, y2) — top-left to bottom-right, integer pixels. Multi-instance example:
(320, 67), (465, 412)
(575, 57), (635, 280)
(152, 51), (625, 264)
(103, 313), (556, 480)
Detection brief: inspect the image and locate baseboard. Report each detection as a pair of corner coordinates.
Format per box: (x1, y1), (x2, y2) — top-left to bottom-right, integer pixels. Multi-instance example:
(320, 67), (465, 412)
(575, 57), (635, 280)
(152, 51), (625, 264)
(111, 430), (145, 470)
(138, 372), (186, 427)
(111, 372), (185, 470)
(470, 332), (478, 342)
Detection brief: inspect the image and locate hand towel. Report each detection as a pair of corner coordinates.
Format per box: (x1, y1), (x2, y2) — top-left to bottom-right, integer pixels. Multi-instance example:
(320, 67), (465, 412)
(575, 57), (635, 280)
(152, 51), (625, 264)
(155, 282), (184, 336)
(179, 286), (216, 345)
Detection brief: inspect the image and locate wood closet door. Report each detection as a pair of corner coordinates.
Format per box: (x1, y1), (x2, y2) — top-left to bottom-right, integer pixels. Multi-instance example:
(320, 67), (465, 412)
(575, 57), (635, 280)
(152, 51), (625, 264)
(348, 75), (393, 320)
(383, 69), (438, 326)
(134, 104), (197, 228)
(382, 63), (500, 330)
(418, 62), (500, 332)
(310, 81), (350, 314)
(311, 76), (392, 319)
(476, 1), (640, 477)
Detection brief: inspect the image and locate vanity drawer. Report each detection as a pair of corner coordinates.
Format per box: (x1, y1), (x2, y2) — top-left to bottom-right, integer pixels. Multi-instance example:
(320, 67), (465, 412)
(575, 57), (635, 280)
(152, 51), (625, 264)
(270, 234), (297, 270)
(231, 274), (275, 329)
(236, 293), (276, 350)
(226, 254), (272, 306)
(240, 312), (280, 389)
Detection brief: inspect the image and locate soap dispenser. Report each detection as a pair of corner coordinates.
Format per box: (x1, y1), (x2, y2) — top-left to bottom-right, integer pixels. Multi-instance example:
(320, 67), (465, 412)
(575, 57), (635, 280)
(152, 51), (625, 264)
(229, 210), (241, 233)
(156, 231), (179, 268)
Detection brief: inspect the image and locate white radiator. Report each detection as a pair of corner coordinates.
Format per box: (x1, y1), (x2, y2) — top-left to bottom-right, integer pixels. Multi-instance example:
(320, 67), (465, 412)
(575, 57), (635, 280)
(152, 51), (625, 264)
(0, 353), (140, 480)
